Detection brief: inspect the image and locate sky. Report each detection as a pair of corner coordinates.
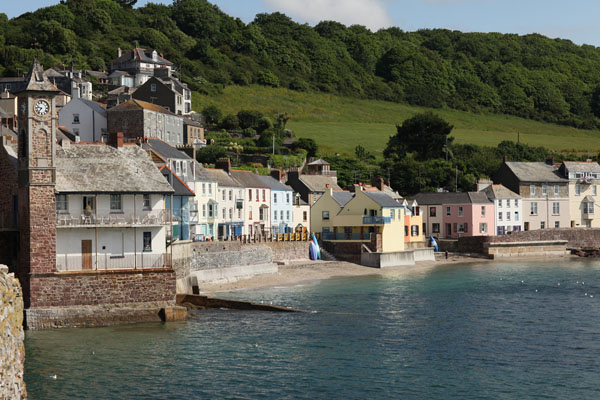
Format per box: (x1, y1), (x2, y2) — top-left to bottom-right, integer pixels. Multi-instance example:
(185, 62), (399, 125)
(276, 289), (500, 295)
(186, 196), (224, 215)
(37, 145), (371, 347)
(6, 0), (600, 47)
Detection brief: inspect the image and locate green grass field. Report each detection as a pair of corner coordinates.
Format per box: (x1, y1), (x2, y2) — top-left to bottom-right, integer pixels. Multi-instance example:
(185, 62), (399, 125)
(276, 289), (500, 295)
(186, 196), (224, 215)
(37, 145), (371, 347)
(193, 85), (600, 156)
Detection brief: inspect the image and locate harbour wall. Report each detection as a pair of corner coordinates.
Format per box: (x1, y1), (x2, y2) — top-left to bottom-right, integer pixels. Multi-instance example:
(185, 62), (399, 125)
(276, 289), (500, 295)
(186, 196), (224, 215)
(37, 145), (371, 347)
(0, 264), (26, 399)
(25, 269), (177, 329)
(172, 241), (310, 292)
(361, 248), (435, 268)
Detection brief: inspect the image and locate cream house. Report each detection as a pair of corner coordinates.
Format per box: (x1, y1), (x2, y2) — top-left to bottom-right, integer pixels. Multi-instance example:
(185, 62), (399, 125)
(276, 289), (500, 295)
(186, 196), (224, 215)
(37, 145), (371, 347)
(559, 161), (600, 228)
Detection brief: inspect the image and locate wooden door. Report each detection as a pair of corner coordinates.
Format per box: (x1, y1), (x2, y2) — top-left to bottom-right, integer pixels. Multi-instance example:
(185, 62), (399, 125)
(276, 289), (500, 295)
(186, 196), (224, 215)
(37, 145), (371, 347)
(81, 240), (92, 270)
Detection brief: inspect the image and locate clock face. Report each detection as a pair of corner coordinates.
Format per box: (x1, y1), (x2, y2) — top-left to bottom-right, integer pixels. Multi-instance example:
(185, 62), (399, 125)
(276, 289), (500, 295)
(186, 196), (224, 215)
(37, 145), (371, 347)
(34, 100), (49, 116)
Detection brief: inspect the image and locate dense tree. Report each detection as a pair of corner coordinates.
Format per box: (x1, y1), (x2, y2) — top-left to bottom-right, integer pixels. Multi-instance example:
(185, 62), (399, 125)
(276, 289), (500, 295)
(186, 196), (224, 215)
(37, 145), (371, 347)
(5, 1), (600, 129)
(296, 138), (318, 158)
(201, 105), (222, 126)
(384, 113), (454, 162)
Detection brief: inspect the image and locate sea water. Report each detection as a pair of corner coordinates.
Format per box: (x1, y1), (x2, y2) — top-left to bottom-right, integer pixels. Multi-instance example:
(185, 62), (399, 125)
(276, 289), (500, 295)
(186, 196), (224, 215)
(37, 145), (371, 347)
(24, 259), (600, 399)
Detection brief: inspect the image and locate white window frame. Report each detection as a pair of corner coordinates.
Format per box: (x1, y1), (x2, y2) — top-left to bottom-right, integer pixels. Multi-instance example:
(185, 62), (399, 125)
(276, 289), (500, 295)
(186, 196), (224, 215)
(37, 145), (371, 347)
(552, 202), (560, 215)
(530, 202), (538, 215)
(110, 194), (122, 211)
(530, 185), (536, 196)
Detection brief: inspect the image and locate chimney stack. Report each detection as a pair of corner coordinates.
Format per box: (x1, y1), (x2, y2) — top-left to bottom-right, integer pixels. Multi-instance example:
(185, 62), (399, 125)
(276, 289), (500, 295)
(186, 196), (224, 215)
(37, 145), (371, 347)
(71, 81), (80, 99)
(546, 156), (554, 166)
(270, 169), (283, 182)
(215, 157), (231, 174)
(109, 131), (124, 148)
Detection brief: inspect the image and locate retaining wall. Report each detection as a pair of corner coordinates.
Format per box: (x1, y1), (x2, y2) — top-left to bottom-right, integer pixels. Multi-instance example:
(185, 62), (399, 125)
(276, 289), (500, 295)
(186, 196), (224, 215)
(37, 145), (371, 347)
(172, 241), (309, 291)
(361, 248), (436, 268)
(0, 265), (26, 399)
(25, 268), (176, 329)
(487, 240), (569, 259)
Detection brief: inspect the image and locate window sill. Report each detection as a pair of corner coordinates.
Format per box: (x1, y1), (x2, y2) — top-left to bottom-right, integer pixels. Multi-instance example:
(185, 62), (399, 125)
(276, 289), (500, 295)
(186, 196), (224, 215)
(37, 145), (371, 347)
(110, 255), (124, 259)
(110, 211), (124, 214)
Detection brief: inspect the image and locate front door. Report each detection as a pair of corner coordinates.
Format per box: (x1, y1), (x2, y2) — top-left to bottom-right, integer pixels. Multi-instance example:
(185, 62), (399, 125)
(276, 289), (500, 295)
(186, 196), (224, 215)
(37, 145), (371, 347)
(81, 240), (92, 270)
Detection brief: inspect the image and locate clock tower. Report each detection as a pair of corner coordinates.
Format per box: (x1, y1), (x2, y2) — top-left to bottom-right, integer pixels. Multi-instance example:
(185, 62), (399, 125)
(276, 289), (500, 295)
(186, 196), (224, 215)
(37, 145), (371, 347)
(16, 59), (60, 306)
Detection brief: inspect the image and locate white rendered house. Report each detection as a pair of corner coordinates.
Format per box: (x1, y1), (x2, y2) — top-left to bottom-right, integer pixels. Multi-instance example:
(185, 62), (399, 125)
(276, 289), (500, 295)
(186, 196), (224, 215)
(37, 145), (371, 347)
(482, 184), (523, 235)
(54, 141), (174, 271)
(58, 94), (107, 142)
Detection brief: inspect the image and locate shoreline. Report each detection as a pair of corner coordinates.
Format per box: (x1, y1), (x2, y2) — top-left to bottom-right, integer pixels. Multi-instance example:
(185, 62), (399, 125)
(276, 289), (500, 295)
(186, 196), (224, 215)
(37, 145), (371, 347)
(198, 255), (492, 294)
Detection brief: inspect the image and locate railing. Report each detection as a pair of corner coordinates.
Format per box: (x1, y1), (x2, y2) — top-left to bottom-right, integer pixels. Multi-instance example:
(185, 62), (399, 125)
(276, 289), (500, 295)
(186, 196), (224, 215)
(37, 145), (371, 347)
(363, 216), (391, 225)
(207, 232), (310, 243)
(322, 232), (371, 241)
(56, 253), (172, 271)
(56, 210), (175, 227)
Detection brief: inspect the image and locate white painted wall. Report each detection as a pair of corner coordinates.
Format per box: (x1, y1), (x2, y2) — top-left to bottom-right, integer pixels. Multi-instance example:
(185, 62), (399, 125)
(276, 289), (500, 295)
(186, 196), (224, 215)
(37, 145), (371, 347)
(58, 98), (107, 142)
(493, 197), (524, 234)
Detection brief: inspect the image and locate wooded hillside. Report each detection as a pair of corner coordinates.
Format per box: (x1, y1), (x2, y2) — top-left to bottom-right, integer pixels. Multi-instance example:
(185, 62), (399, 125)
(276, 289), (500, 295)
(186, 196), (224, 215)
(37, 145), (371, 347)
(2, 0), (600, 129)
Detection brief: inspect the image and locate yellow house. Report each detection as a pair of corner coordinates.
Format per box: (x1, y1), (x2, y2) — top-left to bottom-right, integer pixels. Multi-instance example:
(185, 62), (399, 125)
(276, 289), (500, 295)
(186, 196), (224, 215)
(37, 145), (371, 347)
(401, 199), (426, 247)
(311, 186), (406, 253)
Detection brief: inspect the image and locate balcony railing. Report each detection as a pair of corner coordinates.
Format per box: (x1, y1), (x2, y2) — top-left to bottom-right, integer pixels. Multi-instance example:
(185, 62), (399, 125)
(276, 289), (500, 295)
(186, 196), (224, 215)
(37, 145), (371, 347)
(322, 232), (371, 241)
(56, 210), (175, 228)
(56, 253), (172, 271)
(363, 216), (391, 225)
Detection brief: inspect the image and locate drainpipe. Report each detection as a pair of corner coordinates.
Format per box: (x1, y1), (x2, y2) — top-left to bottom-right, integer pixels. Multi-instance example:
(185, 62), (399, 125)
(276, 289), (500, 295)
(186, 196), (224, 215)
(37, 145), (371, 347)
(134, 193), (137, 269)
(95, 194), (98, 270)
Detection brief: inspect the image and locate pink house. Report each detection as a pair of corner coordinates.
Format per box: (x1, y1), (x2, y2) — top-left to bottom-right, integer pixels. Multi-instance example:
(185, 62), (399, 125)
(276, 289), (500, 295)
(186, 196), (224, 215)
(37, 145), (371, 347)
(414, 192), (495, 239)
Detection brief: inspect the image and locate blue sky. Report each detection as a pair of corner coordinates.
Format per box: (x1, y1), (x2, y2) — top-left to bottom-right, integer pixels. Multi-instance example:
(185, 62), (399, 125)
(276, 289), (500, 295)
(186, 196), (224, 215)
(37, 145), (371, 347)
(7, 0), (600, 46)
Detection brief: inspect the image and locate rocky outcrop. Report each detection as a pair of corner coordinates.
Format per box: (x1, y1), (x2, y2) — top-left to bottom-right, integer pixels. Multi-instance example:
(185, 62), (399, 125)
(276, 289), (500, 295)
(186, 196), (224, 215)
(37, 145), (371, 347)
(0, 264), (26, 399)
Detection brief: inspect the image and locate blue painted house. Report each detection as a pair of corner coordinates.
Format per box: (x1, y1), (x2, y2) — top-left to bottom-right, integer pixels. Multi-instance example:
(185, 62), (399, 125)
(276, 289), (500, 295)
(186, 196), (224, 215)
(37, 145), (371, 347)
(159, 165), (195, 241)
(259, 175), (294, 234)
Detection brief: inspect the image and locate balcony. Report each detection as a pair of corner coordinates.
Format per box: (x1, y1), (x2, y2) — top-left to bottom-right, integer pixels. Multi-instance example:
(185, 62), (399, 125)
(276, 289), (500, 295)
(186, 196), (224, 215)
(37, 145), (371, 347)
(322, 232), (371, 241)
(363, 216), (391, 225)
(56, 210), (175, 228)
(56, 253), (172, 272)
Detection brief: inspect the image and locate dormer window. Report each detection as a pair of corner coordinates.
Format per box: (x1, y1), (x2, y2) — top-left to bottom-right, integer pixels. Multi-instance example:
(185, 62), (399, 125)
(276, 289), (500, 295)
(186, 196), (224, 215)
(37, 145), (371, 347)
(152, 50), (158, 62)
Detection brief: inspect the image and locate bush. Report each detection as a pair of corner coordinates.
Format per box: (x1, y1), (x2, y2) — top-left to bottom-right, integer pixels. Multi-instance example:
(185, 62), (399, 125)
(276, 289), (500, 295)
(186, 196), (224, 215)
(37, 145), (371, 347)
(257, 70), (280, 87)
(219, 114), (239, 130)
(202, 105), (222, 126)
(196, 145), (227, 164)
(256, 116), (273, 134)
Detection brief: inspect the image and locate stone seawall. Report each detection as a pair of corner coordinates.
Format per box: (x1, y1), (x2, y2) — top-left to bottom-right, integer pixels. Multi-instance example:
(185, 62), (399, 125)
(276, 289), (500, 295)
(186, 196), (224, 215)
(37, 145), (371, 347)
(0, 264), (26, 399)
(25, 269), (177, 329)
(172, 241), (310, 291)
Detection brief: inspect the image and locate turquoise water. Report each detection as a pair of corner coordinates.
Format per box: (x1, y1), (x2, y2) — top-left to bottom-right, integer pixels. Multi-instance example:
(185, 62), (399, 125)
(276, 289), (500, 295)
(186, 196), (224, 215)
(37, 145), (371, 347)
(25, 260), (600, 399)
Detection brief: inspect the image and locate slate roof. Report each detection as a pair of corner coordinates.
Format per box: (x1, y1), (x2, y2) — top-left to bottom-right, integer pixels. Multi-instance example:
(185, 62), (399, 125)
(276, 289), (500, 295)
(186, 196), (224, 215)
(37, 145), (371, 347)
(80, 98), (107, 116)
(413, 192), (492, 205)
(332, 191), (354, 206)
(504, 162), (567, 183)
(363, 191), (402, 207)
(86, 70), (108, 79)
(109, 99), (176, 115)
(158, 165), (195, 197)
(193, 161), (216, 182)
(230, 170), (269, 188)
(55, 143), (174, 194)
(111, 48), (173, 67)
(299, 175), (342, 192)
(562, 161), (600, 173)
(258, 176), (293, 191)
(57, 126), (76, 142)
(204, 168), (242, 187)
(183, 118), (203, 128)
(108, 70), (133, 78)
(482, 184), (521, 200)
(143, 138), (191, 161)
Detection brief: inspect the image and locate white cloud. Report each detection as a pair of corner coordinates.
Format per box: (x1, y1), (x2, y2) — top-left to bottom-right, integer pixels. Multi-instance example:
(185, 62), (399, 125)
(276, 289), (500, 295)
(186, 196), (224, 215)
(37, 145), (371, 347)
(262, 0), (393, 31)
